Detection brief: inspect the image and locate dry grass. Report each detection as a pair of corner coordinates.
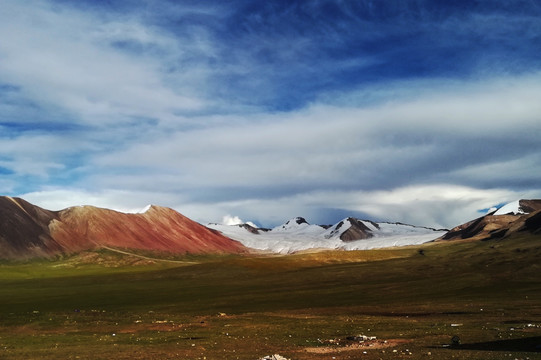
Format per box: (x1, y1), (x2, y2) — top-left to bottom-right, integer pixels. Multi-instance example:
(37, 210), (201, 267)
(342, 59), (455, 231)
(1, 234), (540, 359)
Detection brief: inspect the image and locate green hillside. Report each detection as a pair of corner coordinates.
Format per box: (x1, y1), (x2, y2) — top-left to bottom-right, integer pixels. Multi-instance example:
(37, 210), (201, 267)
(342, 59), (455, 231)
(0, 235), (540, 359)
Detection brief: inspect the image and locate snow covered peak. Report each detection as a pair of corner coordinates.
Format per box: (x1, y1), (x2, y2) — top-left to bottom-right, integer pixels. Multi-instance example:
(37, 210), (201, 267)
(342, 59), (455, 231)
(138, 204), (153, 213)
(323, 218), (353, 239)
(494, 200), (525, 215)
(288, 217), (309, 226)
(273, 217), (312, 232)
(493, 199), (541, 216)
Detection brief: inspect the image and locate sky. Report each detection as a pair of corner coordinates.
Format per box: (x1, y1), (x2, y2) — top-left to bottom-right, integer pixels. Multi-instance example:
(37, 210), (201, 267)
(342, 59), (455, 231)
(1, 0), (541, 228)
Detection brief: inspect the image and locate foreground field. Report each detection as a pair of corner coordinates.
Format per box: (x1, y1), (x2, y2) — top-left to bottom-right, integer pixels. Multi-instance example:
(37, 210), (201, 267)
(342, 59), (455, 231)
(1, 235), (540, 359)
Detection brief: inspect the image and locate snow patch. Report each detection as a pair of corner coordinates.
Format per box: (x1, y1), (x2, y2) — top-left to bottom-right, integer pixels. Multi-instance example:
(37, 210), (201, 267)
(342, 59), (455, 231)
(122, 204), (152, 214)
(272, 217), (321, 233)
(494, 200), (525, 215)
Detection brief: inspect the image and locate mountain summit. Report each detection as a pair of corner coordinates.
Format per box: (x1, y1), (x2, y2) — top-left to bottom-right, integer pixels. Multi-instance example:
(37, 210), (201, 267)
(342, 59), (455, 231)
(0, 196), (246, 259)
(493, 199), (541, 216)
(442, 199), (541, 241)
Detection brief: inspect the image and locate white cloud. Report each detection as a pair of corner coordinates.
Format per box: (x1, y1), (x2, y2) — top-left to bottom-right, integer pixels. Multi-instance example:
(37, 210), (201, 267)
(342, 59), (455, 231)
(220, 215), (258, 227)
(19, 188), (180, 213)
(18, 182), (541, 230)
(86, 72), (541, 197)
(221, 215), (244, 226)
(0, 133), (80, 177)
(188, 184), (541, 229)
(4, 1), (541, 231)
(341, 185), (520, 228)
(12, 71), (539, 229)
(448, 154), (541, 185)
(0, 0), (208, 128)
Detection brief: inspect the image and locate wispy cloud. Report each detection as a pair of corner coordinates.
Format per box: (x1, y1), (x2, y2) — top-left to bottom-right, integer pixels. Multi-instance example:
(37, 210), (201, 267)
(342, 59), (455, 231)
(3, 0), (541, 228)
(27, 73), (535, 228)
(0, 1), (212, 129)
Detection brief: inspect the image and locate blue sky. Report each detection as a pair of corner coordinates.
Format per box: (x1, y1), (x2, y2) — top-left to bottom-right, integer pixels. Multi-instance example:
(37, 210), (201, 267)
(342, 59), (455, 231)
(1, 0), (541, 228)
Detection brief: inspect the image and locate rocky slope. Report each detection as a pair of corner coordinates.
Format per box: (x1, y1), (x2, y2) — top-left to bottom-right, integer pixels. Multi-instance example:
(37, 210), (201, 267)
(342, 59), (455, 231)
(0, 196), (246, 259)
(0, 196), (61, 258)
(441, 199), (541, 241)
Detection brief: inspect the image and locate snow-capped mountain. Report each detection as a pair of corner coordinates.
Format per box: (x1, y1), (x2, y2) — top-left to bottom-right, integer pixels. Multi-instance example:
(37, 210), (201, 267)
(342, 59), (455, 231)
(208, 217), (447, 254)
(493, 199), (541, 216)
(443, 199), (541, 241)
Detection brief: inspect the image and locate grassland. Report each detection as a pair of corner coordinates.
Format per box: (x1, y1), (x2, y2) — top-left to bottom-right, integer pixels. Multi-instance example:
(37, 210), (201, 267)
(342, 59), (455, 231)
(1, 235), (540, 359)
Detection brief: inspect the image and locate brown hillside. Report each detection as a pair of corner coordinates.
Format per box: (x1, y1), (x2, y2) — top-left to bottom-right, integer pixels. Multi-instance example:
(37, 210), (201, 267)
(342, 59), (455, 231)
(0, 197), (246, 259)
(441, 200), (541, 241)
(50, 205), (246, 254)
(517, 199), (541, 213)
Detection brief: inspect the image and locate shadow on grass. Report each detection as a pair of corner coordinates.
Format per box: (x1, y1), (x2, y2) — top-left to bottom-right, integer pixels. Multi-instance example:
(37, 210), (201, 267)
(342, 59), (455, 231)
(445, 336), (541, 353)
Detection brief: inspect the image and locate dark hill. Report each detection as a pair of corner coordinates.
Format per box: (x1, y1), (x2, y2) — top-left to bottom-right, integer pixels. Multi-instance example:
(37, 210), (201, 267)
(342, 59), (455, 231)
(0, 197), (62, 258)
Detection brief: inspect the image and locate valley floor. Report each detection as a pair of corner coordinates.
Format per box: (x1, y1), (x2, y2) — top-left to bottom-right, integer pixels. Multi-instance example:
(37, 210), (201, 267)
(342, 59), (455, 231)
(1, 235), (540, 359)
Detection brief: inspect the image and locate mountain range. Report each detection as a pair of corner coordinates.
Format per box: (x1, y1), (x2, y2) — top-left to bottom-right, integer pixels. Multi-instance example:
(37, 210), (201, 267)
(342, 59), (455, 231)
(1, 196), (540, 259)
(208, 216), (447, 254)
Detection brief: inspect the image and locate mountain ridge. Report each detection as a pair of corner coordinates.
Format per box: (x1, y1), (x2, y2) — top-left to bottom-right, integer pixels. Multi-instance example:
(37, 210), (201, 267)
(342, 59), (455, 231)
(208, 199), (541, 253)
(0, 196), (246, 259)
(208, 216), (447, 254)
(2, 196), (541, 259)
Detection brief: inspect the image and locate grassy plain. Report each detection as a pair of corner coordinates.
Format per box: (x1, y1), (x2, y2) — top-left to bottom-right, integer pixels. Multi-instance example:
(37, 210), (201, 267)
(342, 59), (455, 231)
(0, 235), (540, 359)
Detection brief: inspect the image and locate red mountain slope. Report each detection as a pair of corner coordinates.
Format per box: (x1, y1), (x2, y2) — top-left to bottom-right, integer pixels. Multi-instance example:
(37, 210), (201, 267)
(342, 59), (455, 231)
(0, 197), (246, 259)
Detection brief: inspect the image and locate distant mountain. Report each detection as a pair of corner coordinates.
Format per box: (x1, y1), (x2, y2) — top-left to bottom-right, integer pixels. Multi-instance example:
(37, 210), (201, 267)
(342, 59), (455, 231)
(441, 199), (541, 241)
(5, 196), (538, 259)
(208, 217), (447, 254)
(0, 196), (246, 259)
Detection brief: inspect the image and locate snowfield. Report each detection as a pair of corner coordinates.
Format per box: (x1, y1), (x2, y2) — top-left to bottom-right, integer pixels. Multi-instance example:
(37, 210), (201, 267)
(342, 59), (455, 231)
(493, 200), (525, 215)
(208, 217), (447, 254)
